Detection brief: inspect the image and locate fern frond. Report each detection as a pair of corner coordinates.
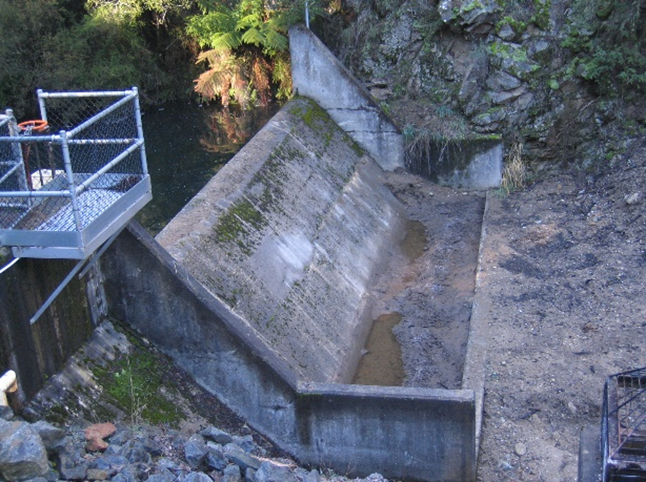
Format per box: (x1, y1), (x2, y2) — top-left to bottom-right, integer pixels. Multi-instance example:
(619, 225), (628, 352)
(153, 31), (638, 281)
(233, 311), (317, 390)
(238, 13), (262, 29)
(209, 31), (242, 50)
(240, 27), (265, 46)
(262, 28), (288, 53)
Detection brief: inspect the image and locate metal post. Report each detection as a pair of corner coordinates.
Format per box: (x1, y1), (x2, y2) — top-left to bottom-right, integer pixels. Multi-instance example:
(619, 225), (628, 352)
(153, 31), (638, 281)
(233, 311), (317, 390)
(6, 109), (29, 193)
(37, 89), (48, 123)
(132, 87), (149, 176)
(305, 0), (310, 29)
(60, 131), (83, 232)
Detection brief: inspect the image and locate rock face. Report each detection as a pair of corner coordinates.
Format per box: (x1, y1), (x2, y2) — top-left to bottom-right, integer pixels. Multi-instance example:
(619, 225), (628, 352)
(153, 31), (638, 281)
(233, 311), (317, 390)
(335, 0), (633, 167)
(0, 413), (390, 482)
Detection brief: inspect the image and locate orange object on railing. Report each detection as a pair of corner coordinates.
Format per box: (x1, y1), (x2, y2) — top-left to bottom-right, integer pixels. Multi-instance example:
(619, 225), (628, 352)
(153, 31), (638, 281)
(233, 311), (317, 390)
(18, 120), (48, 132)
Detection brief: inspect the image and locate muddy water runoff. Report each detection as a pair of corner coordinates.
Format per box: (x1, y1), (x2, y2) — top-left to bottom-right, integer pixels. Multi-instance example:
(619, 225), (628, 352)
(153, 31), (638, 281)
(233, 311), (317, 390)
(353, 221), (427, 386)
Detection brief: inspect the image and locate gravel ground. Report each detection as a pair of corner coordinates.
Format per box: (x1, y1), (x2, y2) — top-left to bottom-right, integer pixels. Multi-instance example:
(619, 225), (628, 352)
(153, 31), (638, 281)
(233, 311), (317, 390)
(475, 141), (646, 481)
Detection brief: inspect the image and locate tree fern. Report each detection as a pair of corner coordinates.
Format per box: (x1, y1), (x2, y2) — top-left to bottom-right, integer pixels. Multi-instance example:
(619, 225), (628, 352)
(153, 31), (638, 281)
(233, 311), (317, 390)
(263, 28), (288, 53)
(187, 0), (303, 106)
(241, 27), (265, 47)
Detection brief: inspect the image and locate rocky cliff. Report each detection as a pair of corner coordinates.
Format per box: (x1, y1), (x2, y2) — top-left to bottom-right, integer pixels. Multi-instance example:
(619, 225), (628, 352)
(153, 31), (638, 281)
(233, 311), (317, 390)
(321, 0), (646, 172)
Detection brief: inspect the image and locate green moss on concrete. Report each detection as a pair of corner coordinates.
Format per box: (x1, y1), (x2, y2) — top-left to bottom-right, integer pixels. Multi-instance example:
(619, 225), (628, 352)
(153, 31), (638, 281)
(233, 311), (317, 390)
(289, 98), (339, 149)
(213, 198), (266, 256)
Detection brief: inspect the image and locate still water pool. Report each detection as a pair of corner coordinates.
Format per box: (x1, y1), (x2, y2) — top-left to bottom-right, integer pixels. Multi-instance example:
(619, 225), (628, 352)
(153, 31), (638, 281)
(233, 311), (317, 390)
(136, 102), (281, 235)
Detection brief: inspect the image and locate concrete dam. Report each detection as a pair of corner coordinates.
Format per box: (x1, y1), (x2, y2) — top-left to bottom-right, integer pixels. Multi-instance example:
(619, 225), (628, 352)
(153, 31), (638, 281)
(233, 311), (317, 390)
(1, 27), (493, 482)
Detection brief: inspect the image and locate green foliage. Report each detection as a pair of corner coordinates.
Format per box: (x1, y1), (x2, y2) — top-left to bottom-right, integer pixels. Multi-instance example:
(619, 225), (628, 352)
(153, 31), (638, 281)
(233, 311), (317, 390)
(42, 13), (168, 96)
(496, 15), (527, 36)
(0, 0), (194, 116)
(563, 0), (646, 97)
(186, 0), (308, 106)
(0, 0), (65, 116)
(93, 349), (184, 425)
(187, 0), (292, 55)
(530, 0), (550, 30)
(87, 0), (192, 25)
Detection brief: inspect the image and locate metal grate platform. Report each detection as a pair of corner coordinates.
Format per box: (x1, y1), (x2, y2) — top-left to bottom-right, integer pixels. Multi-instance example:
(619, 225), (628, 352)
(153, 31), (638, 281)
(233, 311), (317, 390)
(0, 89), (151, 259)
(603, 367), (646, 482)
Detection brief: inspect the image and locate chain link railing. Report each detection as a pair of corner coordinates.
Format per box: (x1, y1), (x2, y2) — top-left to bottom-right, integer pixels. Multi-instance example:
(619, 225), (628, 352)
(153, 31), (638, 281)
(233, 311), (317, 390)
(0, 88), (151, 259)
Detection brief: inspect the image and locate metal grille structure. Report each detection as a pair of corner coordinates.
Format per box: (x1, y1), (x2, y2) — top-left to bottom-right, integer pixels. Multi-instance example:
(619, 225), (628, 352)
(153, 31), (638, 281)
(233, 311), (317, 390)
(0, 89), (151, 259)
(603, 367), (646, 482)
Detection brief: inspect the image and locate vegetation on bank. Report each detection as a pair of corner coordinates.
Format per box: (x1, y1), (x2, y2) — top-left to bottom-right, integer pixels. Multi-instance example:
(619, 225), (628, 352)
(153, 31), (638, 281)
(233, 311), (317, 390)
(0, 0), (192, 117)
(563, 0), (646, 97)
(0, 0), (338, 118)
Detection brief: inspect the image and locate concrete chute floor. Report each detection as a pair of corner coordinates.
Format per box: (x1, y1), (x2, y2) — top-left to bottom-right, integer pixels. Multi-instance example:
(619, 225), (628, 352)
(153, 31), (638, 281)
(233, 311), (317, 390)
(355, 170), (485, 389)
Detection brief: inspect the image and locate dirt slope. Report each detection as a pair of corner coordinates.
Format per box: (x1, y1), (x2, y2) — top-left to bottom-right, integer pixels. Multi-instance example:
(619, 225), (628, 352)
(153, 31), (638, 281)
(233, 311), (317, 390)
(475, 141), (646, 481)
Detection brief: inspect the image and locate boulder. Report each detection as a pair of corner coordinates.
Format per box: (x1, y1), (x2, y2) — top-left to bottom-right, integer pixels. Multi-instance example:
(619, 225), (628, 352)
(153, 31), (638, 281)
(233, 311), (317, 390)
(201, 426), (233, 445)
(205, 444), (227, 471)
(85, 423), (116, 453)
(30, 422), (65, 453)
(438, 0), (499, 32)
(183, 472), (212, 482)
(183, 434), (207, 469)
(223, 463), (242, 482)
(486, 71), (522, 92)
(0, 420), (49, 481)
(223, 444), (262, 471)
(253, 461), (298, 482)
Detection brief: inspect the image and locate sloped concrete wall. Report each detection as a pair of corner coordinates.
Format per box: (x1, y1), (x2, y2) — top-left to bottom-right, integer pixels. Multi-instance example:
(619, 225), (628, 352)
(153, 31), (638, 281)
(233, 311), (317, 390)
(156, 98), (404, 383)
(102, 97), (477, 481)
(290, 26), (404, 172)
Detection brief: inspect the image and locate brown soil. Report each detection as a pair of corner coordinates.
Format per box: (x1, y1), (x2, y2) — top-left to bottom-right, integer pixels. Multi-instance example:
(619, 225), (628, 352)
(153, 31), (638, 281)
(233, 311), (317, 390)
(474, 143), (646, 481)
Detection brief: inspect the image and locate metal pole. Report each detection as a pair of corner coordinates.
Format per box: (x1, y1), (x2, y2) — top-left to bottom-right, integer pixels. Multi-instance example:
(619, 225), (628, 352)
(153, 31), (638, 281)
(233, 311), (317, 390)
(305, 0), (310, 29)
(6, 109), (29, 193)
(60, 131), (83, 232)
(30, 257), (86, 324)
(37, 89), (48, 123)
(132, 87), (149, 176)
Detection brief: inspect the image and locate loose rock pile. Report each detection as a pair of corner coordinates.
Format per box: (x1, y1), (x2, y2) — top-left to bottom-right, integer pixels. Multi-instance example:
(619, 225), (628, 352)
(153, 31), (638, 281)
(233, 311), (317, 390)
(0, 410), (388, 482)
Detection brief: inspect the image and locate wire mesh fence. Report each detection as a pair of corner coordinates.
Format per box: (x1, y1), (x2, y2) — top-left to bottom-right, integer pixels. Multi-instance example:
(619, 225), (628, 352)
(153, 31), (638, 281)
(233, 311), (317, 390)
(602, 367), (646, 482)
(0, 88), (151, 258)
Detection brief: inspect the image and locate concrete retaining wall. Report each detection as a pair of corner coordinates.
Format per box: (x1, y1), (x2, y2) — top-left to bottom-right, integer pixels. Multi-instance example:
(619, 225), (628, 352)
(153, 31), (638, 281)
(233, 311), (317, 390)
(102, 223), (476, 481)
(405, 138), (503, 190)
(290, 26), (404, 172)
(0, 254), (96, 409)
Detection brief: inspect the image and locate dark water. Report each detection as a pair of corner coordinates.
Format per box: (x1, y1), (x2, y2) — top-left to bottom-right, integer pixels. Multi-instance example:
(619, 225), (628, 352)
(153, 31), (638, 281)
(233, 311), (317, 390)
(136, 102), (281, 235)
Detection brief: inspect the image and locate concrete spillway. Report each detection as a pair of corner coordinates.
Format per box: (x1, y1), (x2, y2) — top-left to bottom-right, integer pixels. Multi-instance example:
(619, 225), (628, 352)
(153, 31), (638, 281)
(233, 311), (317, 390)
(95, 28), (481, 482)
(156, 99), (405, 384)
